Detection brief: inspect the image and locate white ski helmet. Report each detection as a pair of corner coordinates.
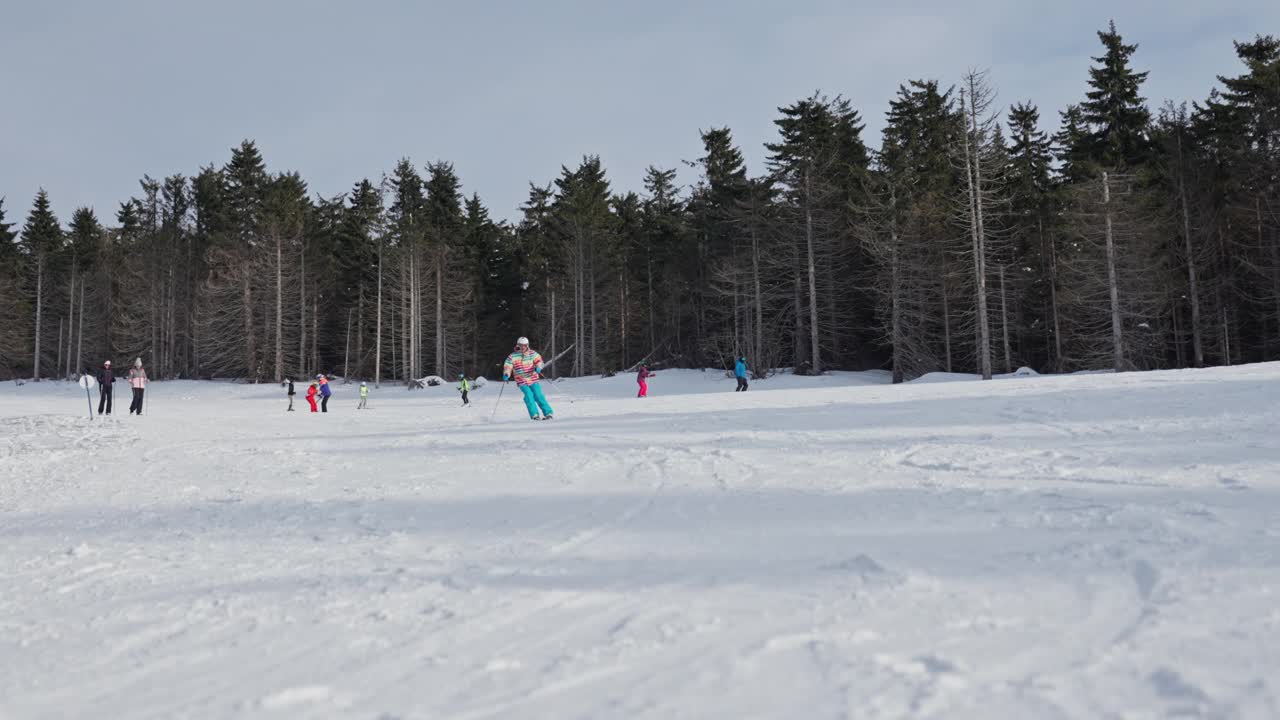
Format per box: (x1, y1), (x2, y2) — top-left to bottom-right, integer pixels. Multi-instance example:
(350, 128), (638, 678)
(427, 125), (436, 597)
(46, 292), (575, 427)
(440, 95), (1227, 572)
(516, 336), (530, 346)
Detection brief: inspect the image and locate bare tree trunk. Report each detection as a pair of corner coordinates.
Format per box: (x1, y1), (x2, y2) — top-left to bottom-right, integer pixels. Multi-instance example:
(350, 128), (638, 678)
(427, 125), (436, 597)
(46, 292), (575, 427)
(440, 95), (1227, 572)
(793, 268), (804, 368)
(343, 307), (353, 380)
(76, 279), (85, 375)
(311, 298), (318, 374)
(1000, 265), (1012, 373)
(356, 285), (365, 379)
(589, 238), (598, 375)
(1220, 302), (1231, 365)
(1263, 198), (1279, 357)
(1170, 281), (1186, 368)
(888, 186), (904, 384)
(375, 241), (383, 387)
(1177, 133), (1204, 367)
(400, 263), (409, 381)
(150, 266), (158, 377)
(550, 281), (557, 380)
(408, 245), (416, 380)
(1043, 218), (1063, 372)
(942, 274), (952, 373)
(167, 254), (176, 376)
(732, 241), (741, 358)
(299, 240), (306, 377)
(1103, 172), (1124, 372)
(64, 305), (72, 376)
(575, 230), (584, 376)
(57, 317), (64, 379)
(751, 222), (764, 374)
(243, 268), (255, 382)
(436, 250), (444, 376)
(647, 252), (656, 351)
(65, 261), (76, 377)
(804, 167), (822, 373)
(33, 255), (43, 380)
(620, 270), (627, 368)
(274, 230), (283, 382)
(961, 87), (992, 380)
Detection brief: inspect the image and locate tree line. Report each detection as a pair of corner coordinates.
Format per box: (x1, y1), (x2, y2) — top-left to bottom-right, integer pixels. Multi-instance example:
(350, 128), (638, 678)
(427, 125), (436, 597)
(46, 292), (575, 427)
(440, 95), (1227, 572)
(1, 23), (1277, 384)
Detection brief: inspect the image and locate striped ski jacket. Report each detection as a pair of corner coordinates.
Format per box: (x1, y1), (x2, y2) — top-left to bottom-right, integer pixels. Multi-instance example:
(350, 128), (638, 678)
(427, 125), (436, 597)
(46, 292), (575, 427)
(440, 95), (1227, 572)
(503, 350), (545, 386)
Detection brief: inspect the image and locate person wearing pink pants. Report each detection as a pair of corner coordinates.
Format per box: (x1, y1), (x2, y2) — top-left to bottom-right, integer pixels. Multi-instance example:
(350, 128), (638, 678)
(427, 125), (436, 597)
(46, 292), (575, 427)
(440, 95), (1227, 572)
(636, 365), (654, 398)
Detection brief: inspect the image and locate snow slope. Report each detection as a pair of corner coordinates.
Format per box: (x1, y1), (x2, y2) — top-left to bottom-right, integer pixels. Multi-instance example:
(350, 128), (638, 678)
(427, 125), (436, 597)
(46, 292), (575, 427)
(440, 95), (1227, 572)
(2, 365), (1279, 719)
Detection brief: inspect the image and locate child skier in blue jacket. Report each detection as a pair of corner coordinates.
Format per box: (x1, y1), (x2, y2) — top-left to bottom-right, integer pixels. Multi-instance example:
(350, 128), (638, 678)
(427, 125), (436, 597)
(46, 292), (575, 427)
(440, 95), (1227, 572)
(734, 357), (749, 392)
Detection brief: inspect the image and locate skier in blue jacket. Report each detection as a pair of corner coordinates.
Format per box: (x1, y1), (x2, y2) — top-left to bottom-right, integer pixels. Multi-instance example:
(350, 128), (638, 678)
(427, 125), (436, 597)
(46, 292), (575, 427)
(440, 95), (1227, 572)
(734, 357), (749, 392)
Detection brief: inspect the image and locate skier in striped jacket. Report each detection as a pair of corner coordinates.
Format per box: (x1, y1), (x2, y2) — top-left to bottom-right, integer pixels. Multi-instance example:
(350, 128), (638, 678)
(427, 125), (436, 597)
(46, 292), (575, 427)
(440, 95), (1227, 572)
(503, 336), (554, 420)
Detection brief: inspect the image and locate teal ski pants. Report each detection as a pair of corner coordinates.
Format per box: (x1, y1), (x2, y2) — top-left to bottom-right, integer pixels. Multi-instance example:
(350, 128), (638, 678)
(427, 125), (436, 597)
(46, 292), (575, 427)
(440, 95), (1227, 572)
(519, 383), (553, 419)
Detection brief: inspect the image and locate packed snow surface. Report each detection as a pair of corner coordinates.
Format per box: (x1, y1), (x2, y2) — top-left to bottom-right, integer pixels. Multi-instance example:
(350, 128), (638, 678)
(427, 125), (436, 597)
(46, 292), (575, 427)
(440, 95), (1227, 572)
(2, 365), (1279, 719)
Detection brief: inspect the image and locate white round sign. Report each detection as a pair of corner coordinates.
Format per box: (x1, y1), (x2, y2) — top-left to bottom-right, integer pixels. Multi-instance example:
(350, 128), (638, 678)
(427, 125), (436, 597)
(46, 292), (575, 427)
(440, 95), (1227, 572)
(78, 374), (97, 390)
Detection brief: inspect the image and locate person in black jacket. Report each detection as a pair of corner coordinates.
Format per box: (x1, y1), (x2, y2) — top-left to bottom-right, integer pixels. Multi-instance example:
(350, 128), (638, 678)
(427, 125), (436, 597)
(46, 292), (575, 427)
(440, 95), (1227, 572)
(96, 360), (115, 415)
(286, 378), (296, 411)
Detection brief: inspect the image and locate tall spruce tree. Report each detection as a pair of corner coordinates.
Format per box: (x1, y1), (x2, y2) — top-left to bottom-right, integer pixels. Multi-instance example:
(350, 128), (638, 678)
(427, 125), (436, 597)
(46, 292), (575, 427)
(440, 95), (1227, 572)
(766, 94), (870, 373)
(423, 161), (467, 377)
(552, 157), (614, 375)
(335, 179), (383, 380)
(1007, 102), (1060, 370)
(1081, 21), (1152, 170)
(876, 80), (962, 377)
(689, 129), (748, 367)
(0, 197), (28, 375)
(221, 140), (270, 379)
(65, 207), (102, 375)
(21, 190), (63, 380)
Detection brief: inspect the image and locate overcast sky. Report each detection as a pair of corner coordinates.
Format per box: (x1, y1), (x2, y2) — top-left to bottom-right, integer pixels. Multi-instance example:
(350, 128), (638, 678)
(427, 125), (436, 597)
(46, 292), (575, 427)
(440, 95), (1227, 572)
(2, 0), (1276, 225)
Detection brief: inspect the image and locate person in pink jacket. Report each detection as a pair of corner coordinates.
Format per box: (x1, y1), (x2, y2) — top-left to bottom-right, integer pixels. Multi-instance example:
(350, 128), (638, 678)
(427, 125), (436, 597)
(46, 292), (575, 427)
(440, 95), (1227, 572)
(636, 365), (654, 398)
(128, 357), (148, 415)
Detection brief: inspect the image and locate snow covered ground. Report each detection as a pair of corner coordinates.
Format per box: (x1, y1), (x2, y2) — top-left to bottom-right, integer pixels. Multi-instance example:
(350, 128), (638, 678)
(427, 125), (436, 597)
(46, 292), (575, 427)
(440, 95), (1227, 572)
(2, 364), (1279, 719)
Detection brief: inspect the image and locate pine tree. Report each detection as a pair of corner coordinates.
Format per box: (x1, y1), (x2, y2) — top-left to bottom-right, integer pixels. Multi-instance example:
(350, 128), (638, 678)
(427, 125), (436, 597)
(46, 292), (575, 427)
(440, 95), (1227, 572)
(0, 197), (18, 266)
(224, 140), (269, 245)
(766, 93), (870, 373)
(65, 207), (102, 375)
(306, 193), (344, 377)
(0, 197), (28, 376)
(640, 164), (691, 366)
(461, 193), (509, 374)
(874, 80), (963, 377)
(423, 161), (467, 377)
(1007, 102), (1060, 370)
(552, 157), (614, 376)
(387, 159), (425, 382)
(689, 128), (748, 367)
(262, 172), (310, 381)
(1054, 105), (1094, 184)
(1081, 21), (1152, 170)
(216, 140), (270, 379)
(336, 178), (383, 380)
(21, 190), (63, 380)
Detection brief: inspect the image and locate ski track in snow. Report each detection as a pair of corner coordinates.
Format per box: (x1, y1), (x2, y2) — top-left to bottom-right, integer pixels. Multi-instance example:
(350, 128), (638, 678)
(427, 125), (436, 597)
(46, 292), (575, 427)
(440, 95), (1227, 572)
(2, 365), (1280, 718)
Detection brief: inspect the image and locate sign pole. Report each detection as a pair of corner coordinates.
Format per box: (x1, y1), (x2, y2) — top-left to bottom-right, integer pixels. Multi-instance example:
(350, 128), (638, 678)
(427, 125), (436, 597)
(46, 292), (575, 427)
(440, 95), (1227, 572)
(78, 374), (96, 420)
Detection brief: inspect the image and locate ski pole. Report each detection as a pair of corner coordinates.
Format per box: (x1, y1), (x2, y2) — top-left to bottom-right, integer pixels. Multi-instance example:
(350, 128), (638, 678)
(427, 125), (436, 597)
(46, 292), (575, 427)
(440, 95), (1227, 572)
(80, 375), (94, 420)
(490, 380), (506, 421)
